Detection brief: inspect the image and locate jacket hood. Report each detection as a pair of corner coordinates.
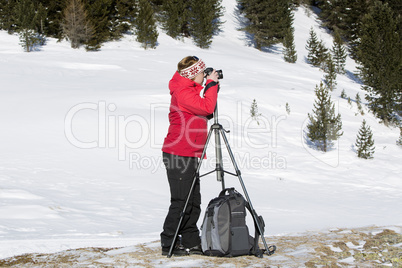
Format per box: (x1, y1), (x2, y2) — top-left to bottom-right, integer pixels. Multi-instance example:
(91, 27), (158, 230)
(169, 71), (201, 95)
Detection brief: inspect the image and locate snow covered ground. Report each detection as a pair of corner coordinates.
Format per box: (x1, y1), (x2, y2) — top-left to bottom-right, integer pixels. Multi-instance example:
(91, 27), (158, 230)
(0, 0), (401, 264)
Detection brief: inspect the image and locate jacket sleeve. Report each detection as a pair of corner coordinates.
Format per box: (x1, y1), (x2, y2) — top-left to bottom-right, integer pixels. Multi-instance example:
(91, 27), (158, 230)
(177, 80), (218, 116)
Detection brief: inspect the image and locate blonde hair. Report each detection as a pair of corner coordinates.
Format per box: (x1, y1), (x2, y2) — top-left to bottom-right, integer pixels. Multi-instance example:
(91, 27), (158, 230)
(178, 56), (199, 72)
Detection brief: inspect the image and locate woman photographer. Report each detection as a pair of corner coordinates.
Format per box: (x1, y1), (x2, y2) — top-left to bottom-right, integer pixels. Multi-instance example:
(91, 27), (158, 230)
(161, 56), (219, 256)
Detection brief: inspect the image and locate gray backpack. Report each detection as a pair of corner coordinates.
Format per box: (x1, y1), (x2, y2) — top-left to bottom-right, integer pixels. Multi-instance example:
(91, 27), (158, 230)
(200, 188), (264, 257)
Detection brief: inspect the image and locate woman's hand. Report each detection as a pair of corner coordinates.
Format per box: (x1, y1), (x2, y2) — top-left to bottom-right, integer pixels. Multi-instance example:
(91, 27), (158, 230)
(206, 69), (219, 82)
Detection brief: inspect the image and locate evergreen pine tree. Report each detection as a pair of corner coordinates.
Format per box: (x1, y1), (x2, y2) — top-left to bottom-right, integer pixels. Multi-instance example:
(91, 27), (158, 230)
(307, 29), (330, 70)
(324, 55), (337, 91)
(35, 0), (64, 38)
(276, 0), (293, 42)
(355, 93), (361, 104)
(35, 3), (47, 45)
(239, 0), (292, 50)
(341, 89), (347, 99)
(316, 0), (371, 59)
(319, 0), (345, 31)
(62, 0), (94, 49)
(14, 0), (43, 52)
(307, 82), (343, 152)
(397, 127), (402, 147)
(286, 102), (291, 115)
(283, 25), (297, 63)
(331, 29), (346, 74)
(160, 0), (190, 39)
(356, 93), (364, 115)
(355, 119), (375, 159)
(111, 0), (137, 38)
(149, 0), (164, 7)
(346, 0), (371, 58)
(26, 2), (47, 46)
(357, 1), (401, 125)
(134, 0), (158, 49)
(306, 27), (320, 66)
(317, 40), (330, 71)
(250, 99), (262, 125)
(85, 0), (114, 50)
(188, 0), (223, 49)
(0, 0), (16, 33)
(18, 29), (39, 52)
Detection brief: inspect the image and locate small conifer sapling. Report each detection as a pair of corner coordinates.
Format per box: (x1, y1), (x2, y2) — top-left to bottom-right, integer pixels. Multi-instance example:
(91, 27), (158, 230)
(307, 82), (343, 152)
(250, 99), (262, 125)
(355, 119), (375, 159)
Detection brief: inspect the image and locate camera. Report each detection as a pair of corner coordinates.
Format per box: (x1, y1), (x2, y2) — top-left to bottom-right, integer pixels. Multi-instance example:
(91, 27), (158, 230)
(204, 67), (223, 80)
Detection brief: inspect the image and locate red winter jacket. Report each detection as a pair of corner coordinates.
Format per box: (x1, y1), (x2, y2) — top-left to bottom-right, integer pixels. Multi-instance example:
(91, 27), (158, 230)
(162, 71), (219, 158)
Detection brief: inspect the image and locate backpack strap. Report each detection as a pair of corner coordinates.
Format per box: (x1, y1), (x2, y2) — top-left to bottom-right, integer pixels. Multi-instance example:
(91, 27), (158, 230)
(245, 201), (276, 257)
(245, 201), (262, 257)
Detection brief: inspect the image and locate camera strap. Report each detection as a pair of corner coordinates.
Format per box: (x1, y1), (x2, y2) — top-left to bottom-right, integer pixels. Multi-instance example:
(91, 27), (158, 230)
(203, 81), (219, 96)
(203, 81), (219, 120)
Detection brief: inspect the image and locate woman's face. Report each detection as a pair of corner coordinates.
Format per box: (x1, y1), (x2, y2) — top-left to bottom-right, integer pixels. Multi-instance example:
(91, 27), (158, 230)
(193, 72), (204, 85)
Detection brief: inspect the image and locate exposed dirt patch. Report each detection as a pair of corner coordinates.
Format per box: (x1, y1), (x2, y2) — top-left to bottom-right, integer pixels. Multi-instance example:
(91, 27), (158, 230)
(1, 226), (401, 267)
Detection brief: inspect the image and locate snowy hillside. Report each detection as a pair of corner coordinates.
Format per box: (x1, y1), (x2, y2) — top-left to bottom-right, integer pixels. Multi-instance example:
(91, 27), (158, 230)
(0, 0), (401, 265)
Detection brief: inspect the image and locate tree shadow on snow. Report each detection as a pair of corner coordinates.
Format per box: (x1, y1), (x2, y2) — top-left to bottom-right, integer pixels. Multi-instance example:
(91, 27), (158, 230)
(345, 70), (363, 84)
(302, 128), (338, 152)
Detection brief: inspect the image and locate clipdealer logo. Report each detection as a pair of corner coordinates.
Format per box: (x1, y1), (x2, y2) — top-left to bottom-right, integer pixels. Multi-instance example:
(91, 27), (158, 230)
(64, 101), (158, 161)
(64, 101), (288, 171)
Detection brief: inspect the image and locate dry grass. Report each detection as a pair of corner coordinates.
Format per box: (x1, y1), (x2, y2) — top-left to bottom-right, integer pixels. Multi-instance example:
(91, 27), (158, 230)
(1, 226), (401, 267)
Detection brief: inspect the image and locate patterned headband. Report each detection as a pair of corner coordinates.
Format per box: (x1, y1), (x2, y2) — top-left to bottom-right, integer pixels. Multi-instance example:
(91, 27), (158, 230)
(179, 58), (207, 80)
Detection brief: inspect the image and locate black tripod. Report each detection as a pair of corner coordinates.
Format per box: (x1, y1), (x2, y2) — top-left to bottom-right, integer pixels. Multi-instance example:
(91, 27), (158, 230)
(167, 101), (275, 258)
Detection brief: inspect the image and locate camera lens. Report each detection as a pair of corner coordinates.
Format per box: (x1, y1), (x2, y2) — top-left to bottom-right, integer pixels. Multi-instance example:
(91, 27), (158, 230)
(216, 70), (223, 79)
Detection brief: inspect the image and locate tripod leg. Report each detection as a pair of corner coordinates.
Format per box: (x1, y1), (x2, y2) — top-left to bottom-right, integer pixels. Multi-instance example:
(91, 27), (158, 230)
(219, 128), (272, 255)
(214, 126), (225, 190)
(166, 125), (214, 258)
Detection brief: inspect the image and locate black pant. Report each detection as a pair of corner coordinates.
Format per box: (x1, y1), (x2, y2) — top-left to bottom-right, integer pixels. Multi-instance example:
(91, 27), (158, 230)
(161, 152), (201, 249)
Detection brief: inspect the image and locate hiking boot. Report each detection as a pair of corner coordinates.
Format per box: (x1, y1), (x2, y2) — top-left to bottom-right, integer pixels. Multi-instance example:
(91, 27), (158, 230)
(186, 245), (203, 255)
(161, 246), (188, 256)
